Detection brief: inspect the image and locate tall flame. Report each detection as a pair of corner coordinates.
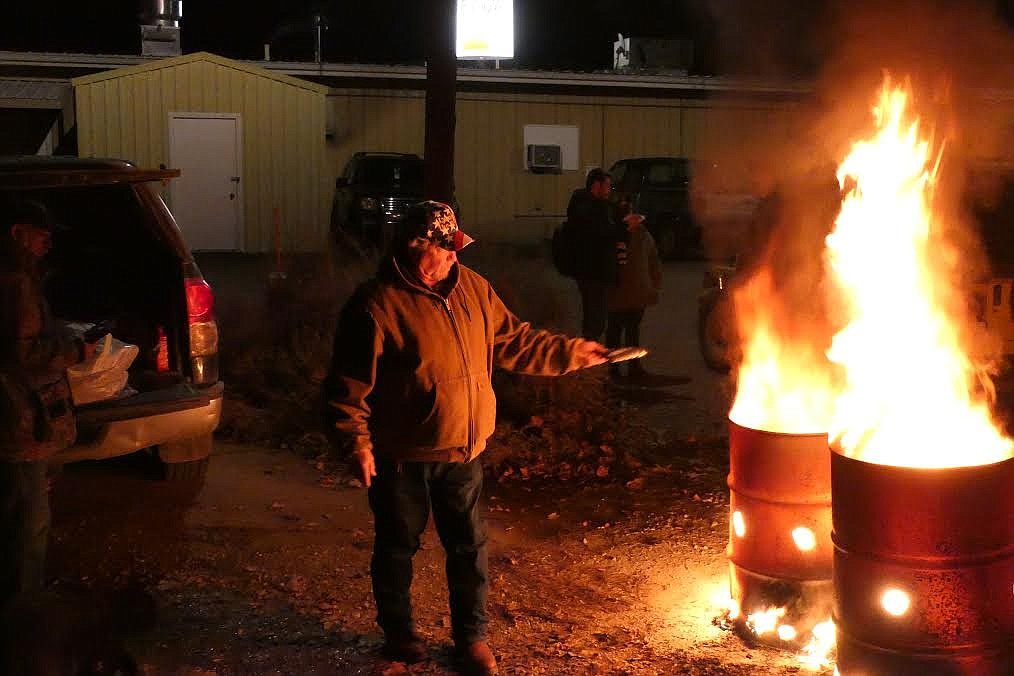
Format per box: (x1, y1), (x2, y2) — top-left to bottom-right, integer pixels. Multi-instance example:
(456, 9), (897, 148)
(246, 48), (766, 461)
(729, 269), (838, 433)
(826, 79), (1013, 468)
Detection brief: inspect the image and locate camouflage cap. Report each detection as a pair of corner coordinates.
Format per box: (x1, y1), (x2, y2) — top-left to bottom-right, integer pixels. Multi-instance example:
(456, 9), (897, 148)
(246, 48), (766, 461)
(402, 200), (475, 252)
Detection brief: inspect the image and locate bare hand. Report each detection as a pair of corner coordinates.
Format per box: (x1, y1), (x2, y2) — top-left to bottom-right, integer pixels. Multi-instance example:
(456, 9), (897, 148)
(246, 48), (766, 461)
(352, 448), (377, 488)
(573, 339), (610, 368)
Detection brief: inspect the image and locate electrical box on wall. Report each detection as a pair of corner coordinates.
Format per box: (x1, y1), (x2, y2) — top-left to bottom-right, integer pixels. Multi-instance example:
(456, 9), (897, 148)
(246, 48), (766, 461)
(526, 144), (562, 173)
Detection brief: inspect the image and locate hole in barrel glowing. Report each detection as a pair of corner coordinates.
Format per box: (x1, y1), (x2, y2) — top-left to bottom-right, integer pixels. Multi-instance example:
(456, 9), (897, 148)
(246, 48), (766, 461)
(777, 624), (797, 641)
(791, 526), (816, 551)
(732, 511), (746, 538)
(881, 588), (911, 617)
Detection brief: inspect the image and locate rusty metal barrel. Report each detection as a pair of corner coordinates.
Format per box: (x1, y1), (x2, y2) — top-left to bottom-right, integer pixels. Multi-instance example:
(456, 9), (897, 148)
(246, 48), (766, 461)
(832, 450), (1014, 675)
(727, 420), (834, 640)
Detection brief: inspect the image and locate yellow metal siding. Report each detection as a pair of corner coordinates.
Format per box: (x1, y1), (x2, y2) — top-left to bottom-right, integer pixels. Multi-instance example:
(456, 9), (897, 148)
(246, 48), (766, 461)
(325, 89), (804, 243)
(75, 56), (327, 252)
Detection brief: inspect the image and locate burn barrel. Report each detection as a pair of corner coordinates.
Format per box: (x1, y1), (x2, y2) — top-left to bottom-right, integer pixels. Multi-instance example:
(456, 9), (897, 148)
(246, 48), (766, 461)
(727, 420), (834, 640)
(832, 450), (1014, 675)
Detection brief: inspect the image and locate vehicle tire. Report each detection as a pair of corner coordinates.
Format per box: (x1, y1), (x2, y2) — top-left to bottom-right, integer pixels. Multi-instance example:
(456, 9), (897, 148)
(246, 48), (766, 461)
(654, 217), (699, 260)
(161, 456), (210, 482)
(698, 289), (736, 373)
(157, 434), (212, 482)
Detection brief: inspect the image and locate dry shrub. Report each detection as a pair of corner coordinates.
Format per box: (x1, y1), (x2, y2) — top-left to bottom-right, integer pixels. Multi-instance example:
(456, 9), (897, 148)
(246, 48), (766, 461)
(214, 244), (651, 482)
(215, 253), (374, 453)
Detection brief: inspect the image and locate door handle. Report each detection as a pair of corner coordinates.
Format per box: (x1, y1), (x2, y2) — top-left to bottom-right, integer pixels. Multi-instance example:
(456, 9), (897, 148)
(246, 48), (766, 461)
(230, 193), (236, 200)
(230, 176), (241, 183)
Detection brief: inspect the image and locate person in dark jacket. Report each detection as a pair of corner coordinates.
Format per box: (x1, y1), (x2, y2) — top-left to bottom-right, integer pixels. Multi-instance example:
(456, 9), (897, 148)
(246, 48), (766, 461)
(324, 201), (608, 675)
(566, 168), (630, 340)
(0, 200), (93, 608)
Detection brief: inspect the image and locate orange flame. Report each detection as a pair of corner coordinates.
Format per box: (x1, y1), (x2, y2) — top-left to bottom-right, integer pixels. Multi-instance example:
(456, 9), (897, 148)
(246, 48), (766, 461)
(729, 268), (838, 433)
(799, 619), (837, 671)
(826, 79), (1013, 468)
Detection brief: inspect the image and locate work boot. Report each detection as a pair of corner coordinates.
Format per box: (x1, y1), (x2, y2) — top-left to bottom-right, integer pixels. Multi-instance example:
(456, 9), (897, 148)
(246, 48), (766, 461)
(381, 630), (428, 664)
(456, 640), (499, 675)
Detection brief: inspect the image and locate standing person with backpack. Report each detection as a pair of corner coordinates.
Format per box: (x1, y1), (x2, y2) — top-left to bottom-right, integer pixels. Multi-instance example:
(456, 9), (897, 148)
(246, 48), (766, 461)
(557, 168), (630, 340)
(0, 200), (94, 608)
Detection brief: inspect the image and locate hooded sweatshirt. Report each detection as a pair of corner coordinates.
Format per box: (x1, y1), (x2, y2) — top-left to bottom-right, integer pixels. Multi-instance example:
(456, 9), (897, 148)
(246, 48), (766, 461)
(324, 256), (585, 462)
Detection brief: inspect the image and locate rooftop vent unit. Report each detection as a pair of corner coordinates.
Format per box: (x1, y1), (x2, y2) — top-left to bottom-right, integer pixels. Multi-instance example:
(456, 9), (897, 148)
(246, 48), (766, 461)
(613, 34), (693, 74)
(141, 1), (182, 57)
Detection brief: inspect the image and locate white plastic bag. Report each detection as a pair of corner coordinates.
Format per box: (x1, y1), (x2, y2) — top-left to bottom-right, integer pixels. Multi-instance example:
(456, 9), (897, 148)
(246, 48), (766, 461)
(66, 333), (140, 406)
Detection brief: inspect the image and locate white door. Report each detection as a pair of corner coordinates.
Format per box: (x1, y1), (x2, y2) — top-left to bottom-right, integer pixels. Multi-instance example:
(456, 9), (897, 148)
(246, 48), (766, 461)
(169, 114), (242, 251)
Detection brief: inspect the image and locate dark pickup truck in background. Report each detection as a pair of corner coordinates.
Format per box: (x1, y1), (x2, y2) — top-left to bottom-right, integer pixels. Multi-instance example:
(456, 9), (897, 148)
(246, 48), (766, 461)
(329, 152), (463, 254)
(330, 152), (424, 253)
(607, 156), (760, 261)
(608, 156), (698, 259)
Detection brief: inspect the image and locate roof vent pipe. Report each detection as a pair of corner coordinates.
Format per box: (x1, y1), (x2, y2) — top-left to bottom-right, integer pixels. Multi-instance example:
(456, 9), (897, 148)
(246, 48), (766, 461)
(152, 0), (183, 28)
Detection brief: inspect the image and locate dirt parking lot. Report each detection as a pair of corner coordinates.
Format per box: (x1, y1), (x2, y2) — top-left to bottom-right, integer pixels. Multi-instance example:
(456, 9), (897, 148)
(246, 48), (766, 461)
(43, 247), (831, 675)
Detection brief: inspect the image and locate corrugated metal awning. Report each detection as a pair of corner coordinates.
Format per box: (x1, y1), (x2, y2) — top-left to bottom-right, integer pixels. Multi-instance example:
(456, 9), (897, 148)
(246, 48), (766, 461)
(0, 79), (70, 109)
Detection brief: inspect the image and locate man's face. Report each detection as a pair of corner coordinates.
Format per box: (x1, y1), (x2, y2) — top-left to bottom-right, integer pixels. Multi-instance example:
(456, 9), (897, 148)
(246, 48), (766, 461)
(590, 177), (612, 200)
(408, 238), (457, 285)
(11, 223), (52, 258)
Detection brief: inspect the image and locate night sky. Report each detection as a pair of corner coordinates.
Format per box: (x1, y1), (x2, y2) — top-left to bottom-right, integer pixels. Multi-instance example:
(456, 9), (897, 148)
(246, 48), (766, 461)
(1, 1), (1012, 77)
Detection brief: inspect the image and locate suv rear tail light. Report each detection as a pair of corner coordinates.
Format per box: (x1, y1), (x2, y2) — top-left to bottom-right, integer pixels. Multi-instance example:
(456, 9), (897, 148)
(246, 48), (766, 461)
(186, 278), (215, 323)
(185, 277), (219, 384)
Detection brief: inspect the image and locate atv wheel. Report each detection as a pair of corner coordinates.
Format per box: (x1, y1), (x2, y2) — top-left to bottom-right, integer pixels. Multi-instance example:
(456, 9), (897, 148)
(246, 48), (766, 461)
(698, 290), (736, 373)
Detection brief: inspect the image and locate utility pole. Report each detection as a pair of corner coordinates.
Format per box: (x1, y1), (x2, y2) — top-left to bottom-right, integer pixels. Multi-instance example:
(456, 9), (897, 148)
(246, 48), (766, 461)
(424, 0), (457, 204)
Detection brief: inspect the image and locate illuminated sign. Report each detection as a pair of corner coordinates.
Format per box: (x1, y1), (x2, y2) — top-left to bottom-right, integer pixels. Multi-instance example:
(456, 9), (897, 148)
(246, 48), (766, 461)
(456, 0), (514, 59)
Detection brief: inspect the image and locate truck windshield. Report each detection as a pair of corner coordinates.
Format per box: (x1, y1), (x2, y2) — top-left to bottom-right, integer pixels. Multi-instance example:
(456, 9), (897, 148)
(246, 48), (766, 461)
(356, 159), (424, 188)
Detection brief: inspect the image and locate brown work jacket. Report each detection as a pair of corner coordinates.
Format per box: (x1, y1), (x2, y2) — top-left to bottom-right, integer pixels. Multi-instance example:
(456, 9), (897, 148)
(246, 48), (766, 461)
(324, 256), (584, 462)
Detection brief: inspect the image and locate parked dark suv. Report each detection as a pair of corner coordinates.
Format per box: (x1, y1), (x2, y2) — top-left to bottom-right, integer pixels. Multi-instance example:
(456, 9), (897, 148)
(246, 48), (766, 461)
(330, 152), (426, 252)
(607, 156), (699, 259)
(0, 157), (223, 479)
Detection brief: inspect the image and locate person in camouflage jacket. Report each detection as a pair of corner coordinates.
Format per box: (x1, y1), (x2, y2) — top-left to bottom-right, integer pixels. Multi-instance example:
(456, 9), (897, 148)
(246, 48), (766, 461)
(0, 199), (93, 607)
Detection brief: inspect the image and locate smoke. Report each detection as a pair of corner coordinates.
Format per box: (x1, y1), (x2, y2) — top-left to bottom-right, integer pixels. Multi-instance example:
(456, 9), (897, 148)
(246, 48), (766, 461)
(811, 0), (1013, 312)
(699, 0), (829, 78)
(700, 0), (1013, 393)
(813, 0), (1014, 168)
(696, 0), (1013, 261)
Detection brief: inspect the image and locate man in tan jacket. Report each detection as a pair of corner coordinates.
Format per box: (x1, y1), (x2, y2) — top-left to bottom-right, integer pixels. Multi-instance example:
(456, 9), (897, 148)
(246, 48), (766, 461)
(324, 201), (607, 674)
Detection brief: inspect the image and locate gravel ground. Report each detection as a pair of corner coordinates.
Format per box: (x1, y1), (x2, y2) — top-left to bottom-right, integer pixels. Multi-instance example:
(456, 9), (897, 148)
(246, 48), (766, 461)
(37, 246), (833, 675)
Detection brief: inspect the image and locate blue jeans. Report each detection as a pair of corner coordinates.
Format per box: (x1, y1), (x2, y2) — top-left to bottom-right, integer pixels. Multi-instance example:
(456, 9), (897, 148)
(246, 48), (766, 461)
(0, 462), (49, 606)
(368, 458), (488, 644)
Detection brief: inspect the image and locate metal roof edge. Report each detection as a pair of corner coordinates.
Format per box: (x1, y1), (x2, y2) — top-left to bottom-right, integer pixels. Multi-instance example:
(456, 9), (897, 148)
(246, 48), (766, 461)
(251, 60), (818, 95)
(3, 51), (1012, 100)
(0, 50), (815, 96)
(0, 51), (151, 68)
(66, 51), (329, 95)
